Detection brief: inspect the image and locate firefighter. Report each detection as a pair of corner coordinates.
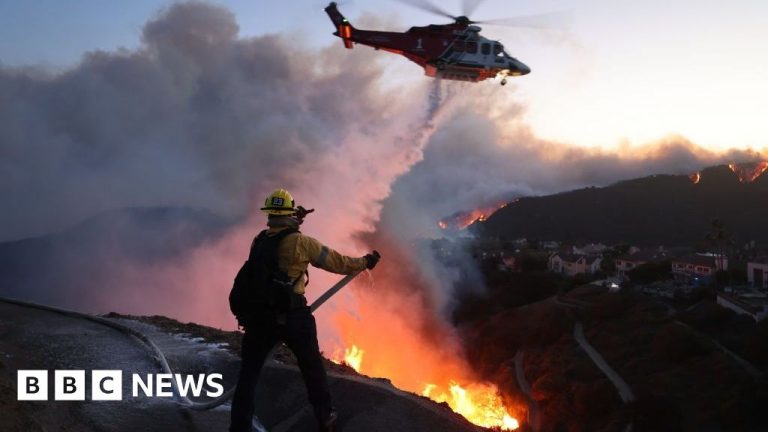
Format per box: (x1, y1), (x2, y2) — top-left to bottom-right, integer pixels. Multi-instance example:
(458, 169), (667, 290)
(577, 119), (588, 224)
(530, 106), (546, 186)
(229, 188), (380, 432)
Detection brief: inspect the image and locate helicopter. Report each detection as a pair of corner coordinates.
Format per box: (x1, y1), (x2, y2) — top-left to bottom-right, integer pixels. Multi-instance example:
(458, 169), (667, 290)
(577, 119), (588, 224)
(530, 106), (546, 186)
(324, 1), (547, 85)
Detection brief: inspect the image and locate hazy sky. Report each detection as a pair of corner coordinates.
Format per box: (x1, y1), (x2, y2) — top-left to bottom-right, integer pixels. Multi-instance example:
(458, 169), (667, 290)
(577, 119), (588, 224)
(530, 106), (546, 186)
(1, 0), (766, 151)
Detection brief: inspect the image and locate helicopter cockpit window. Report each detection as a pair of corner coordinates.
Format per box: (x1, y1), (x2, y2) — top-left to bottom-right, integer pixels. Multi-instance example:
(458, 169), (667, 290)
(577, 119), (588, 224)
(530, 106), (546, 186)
(481, 43), (491, 55)
(466, 41), (478, 54)
(494, 44), (504, 56)
(454, 41), (466, 52)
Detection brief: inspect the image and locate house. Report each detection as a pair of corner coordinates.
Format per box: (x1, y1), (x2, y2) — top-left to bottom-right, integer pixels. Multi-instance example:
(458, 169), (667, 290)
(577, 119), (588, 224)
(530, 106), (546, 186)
(672, 253), (727, 285)
(615, 250), (669, 279)
(541, 240), (560, 250)
(747, 258), (768, 289)
(549, 253), (602, 277)
(573, 243), (608, 256)
(717, 292), (768, 322)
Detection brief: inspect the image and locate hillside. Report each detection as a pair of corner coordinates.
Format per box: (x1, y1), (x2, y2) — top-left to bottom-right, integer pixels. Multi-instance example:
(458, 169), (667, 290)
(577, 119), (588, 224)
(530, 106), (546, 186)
(477, 164), (768, 246)
(457, 285), (768, 431)
(0, 300), (482, 432)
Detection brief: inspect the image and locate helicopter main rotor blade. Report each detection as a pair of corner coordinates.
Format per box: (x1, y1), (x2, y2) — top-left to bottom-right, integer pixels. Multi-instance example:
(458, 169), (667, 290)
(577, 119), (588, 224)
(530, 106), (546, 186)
(393, 0), (456, 21)
(462, 0), (486, 17)
(476, 11), (573, 30)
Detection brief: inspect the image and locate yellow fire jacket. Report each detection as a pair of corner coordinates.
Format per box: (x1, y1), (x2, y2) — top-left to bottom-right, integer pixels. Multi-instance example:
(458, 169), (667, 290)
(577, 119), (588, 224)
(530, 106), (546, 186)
(259, 226), (368, 295)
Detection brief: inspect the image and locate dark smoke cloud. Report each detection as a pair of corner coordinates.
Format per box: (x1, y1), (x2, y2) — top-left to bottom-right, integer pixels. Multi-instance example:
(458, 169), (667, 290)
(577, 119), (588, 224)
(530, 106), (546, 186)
(0, 1), (403, 242)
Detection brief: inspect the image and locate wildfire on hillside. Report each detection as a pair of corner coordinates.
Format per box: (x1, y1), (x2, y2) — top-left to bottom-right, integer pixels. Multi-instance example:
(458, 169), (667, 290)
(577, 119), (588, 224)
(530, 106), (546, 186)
(438, 201), (512, 231)
(689, 171), (701, 184)
(332, 343), (519, 430)
(728, 161), (768, 183)
(423, 382), (520, 430)
(328, 211), (526, 431)
(331, 344), (365, 373)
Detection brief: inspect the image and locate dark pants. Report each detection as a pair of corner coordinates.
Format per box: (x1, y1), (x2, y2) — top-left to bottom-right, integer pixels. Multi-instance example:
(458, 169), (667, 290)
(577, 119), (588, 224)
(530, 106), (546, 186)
(229, 307), (333, 432)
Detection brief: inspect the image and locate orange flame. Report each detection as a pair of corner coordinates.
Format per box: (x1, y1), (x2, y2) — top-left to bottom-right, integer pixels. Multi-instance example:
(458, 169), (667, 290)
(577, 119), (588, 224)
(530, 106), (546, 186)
(331, 344), (365, 373)
(689, 171), (701, 184)
(329, 228), (523, 431)
(343, 345), (365, 372)
(332, 340), (520, 430)
(438, 201), (510, 230)
(422, 381), (519, 430)
(728, 161), (768, 183)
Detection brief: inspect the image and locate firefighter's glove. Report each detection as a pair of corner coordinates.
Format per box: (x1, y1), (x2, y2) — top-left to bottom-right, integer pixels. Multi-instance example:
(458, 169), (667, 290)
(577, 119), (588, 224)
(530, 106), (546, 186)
(295, 206), (315, 224)
(365, 251), (381, 269)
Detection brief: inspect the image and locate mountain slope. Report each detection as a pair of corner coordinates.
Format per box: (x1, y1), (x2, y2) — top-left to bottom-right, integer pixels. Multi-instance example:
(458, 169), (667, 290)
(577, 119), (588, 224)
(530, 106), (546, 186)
(477, 165), (768, 246)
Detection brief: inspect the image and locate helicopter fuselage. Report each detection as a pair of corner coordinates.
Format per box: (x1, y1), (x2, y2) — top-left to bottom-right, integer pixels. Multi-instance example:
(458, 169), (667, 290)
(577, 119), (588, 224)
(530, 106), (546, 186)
(325, 2), (530, 83)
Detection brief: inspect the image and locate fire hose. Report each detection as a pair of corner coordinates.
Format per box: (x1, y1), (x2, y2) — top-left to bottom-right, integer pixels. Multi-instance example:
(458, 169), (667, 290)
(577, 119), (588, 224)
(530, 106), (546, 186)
(0, 269), (364, 413)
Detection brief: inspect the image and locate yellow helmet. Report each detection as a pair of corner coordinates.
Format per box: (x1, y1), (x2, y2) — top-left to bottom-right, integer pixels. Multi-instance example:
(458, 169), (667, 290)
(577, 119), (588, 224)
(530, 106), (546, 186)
(261, 189), (296, 216)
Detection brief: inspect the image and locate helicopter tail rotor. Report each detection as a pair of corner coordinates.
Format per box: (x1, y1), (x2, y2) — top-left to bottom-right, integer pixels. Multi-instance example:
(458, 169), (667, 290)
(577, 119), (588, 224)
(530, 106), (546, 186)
(325, 2), (356, 49)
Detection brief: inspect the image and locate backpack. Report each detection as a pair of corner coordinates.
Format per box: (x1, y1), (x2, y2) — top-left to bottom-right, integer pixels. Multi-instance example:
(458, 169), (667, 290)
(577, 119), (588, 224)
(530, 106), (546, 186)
(228, 228), (300, 325)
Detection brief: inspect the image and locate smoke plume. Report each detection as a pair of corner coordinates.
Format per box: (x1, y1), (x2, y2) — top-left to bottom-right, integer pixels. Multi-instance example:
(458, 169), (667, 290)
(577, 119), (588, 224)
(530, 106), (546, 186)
(0, 2), (423, 242)
(0, 1), (456, 320)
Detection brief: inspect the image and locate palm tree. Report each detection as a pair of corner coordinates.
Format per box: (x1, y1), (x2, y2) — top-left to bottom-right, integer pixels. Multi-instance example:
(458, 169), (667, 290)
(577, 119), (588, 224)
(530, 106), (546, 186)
(704, 219), (734, 286)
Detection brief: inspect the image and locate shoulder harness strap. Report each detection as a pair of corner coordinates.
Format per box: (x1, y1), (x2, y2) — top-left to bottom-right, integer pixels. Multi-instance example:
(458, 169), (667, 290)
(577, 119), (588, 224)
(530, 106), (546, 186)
(248, 228), (300, 267)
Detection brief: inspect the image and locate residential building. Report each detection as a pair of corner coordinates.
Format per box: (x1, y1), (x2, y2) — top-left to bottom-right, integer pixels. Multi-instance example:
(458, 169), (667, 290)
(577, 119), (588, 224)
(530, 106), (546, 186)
(541, 241), (560, 250)
(747, 258), (768, 290)
(672, 253), (727, 285)
(549, 253), (602, 277)
(573, 243), (608, 256)
(615, 250), (669, 279)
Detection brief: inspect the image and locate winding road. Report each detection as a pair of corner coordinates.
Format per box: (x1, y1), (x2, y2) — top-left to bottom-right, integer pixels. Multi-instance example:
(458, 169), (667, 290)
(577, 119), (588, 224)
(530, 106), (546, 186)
(573, 322), (636, 404)
(512, 350), (540, 431)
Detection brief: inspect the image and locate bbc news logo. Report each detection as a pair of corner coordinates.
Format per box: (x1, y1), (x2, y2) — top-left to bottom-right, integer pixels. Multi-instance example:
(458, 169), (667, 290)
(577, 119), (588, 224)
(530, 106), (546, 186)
(17, 370), (224, 401)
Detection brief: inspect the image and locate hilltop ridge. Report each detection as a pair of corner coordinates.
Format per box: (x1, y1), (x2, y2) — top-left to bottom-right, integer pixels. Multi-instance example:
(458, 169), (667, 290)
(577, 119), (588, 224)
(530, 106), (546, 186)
(477, 163), (768, 246)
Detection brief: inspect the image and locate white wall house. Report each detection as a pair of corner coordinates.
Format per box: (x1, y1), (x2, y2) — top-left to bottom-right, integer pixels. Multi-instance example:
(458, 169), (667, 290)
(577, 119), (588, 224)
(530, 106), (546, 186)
(549, 253), (602, 277)
(747, 260), (768, 289)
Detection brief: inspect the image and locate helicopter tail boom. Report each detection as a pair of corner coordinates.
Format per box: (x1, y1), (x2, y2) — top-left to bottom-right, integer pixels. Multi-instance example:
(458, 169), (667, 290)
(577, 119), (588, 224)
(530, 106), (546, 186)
(325, 2), (355, 49)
